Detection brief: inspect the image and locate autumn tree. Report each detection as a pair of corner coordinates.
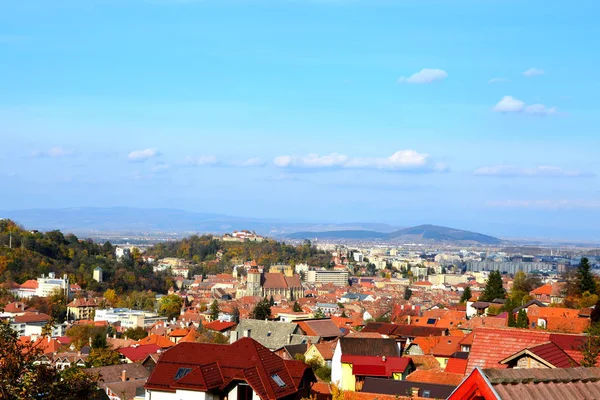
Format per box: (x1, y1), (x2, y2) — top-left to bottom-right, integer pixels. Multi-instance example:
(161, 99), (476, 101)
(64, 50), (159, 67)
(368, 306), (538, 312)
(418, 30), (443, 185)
(581, 323), (600, 367)
(0, 321), (100, 399)
(293, 301), (302, 312)
(87, 347), (122, 367)
(159, 294), (183, 320)
(480, 271), (506, 302)
(314, 308), (325, 319)
(124, 326), (148, 340)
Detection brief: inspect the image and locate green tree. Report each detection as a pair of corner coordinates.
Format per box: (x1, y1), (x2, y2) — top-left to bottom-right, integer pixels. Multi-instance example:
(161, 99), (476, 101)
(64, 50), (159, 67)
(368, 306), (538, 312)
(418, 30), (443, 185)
(507, 311), (516, 327)
(269, 295), (275, 306)
(314, 308), (325, 319)
(159, 294), (183, 320)
(293, 301), (303, 312)
(0, 321), (100, 399)
(124, 326), (148, 341)
(578, 257), (597, 295)
(581, 323), (600, 367)
(209, 300), (220, 321)
(250, 298), (272, 320)
(403, 287), (412, 300)
(516, 309), (529, 328)
(460, 287), (472, 303)
(591, 299), (600, 324)
(480, 271), (506, 302)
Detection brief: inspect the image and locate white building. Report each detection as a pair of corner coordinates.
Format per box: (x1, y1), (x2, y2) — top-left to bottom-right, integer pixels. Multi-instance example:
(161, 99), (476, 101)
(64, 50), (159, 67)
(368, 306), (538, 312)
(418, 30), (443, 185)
(306, 269), (349, 286)
(95, 308), (167, 329)
(36, 273), (70, 298)
(93, 267), (103, 283)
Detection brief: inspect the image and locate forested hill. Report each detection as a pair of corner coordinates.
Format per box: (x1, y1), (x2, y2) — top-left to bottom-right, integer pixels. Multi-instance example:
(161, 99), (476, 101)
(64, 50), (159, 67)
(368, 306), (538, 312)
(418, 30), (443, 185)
(0, 219), (167, 293)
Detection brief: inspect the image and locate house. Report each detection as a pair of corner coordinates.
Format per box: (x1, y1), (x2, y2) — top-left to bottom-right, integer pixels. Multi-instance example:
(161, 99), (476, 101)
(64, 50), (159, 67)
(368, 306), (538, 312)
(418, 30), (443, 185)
(232, 320), (318, 350)
(119, 344), (162, 363)
(144, 337), (316, 400)
(85, 363), (150, 400)
(305, 341), (337, 368)
(10, 312), (65, 337)
(67, 297), (102, 320)
(296, 319), (342, 340)
(340, 355), (415, 391)
(203, 320), (237, 337)
(331, 337), (401, 390)
(274, 343), (309, 361)
(448, 367), (600, 400)
(404, 336), (462, 369)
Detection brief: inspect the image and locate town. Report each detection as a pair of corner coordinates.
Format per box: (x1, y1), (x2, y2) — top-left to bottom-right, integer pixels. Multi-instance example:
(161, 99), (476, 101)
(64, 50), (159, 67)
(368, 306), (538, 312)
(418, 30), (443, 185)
(1, 220), (600, 399)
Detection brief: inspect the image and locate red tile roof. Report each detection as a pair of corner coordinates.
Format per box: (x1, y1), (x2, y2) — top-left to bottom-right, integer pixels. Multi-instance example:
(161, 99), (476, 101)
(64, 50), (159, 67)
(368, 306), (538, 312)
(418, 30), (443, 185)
(145, 337), (314, 399)
(444, 358), (468, 375)
(137, 334), (175, 349)
(119, 344), (162, 362)
(204, 320), (237, 332)
(19, 279), (39, 290)
(500, 341), (578, 368)
(406, 369), (464, 386)
(531, 284), (552, 295)
(13, 312), (51, 324)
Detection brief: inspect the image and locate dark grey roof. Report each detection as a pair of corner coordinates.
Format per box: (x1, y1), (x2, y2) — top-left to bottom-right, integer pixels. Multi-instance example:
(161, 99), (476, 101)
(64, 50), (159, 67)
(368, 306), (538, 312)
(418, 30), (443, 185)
(362, 377), (456, 399)
(512, 299), (546, 313)
(84, 363), (150, 383)
(235, 320), (318, 350)
(339, 337), (399, 357)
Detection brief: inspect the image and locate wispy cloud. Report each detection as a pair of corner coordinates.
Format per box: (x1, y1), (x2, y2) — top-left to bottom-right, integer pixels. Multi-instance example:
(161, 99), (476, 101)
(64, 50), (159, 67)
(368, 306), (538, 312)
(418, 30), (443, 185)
(493, 95), (558, 116)
(231, 157), (267, 167)
(151, 163), (171, 172)
(487, 199), (600, 210)
(474, 165), (594, 178)
(30, 146), (74, 158)
(183, 155), (218, 166)
(488, 77), (510, 84)
(274, 150), (446, 172)
(523, 67), (545, 77)
(398, 69), (448, 84)
(128, 148), (158, 162)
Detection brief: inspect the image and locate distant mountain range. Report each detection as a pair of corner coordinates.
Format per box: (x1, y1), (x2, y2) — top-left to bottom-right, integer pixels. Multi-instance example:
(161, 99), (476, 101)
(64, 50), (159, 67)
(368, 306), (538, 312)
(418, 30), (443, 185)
(286, 224), (503, 245)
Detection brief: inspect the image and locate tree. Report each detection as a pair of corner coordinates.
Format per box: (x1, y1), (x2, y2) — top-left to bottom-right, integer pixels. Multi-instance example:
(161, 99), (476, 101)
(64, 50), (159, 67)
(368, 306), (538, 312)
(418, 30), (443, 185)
(269, 295), (275, 306)
(340, 310), (347, 318)
(507, 311), (516, 327)
(104, 289), (117, 305)
(231, 306), (240, 324)
(578, 258), (597, 296)
(87, 347), (122, 367)
(581, 323), (600, 367)
(460, 287), (472, 303)
(250, 298), (271, 320)
(159, 294), (183, 320)
(591, 299), (600, 324)
(293, 301), (303, 312)
(314, 308), (325, 319)
(209, 300), (220, 321)
(516, 309), (529, 328)
(0, 321), (100, 399)
(124, 326), (148, 341)
(403, 287), (412, 301)
(480, 271), (506, 302)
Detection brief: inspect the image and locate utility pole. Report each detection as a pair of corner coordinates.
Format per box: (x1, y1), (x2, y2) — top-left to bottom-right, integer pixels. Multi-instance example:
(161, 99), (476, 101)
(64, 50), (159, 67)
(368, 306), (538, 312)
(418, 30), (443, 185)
(9, 232), (12, 249)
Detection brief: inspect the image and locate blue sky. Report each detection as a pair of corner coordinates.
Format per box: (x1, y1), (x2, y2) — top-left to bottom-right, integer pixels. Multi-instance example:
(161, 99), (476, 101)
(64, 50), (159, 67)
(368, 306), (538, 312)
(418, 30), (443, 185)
(1, 0), (599, 239)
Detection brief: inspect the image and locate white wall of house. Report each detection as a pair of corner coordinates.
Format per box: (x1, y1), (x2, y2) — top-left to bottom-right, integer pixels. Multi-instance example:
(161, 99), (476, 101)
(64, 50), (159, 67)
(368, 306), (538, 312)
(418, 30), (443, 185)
(331, 341), (343, 387)
(146, 386), (256, 400)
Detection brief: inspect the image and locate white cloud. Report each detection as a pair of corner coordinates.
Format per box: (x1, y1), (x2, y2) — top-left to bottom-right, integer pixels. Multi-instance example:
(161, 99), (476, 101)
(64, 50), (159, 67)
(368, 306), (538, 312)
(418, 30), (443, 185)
(474, 165), (593, 177)
(128, 148), (158, 162)
(151, 163), (170, 172)
(493, 96), (525, 113)
(488, 77), (510, 84)
(30, 146), (74, 158)
(492, 95), (558, 116)
(487, 199), (600, 210)
(231, 157), (267, 167)
(524, 104), (557, 116)
(183, 155), (218, 166)
(398, 68), (448, 84)
(274, 150), (446, 172)
(523, 67), (545, 77)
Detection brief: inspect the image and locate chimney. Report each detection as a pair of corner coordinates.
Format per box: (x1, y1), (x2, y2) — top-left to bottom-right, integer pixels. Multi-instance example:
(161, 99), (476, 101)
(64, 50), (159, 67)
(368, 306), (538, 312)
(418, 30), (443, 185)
(230, 331), (239, 344)
(411, 387), (419, 397)
(288, 334), (292, 345)
(243, 329), (251, 338)
(121, 370), (127, 382)
(382, 356), (386, 362)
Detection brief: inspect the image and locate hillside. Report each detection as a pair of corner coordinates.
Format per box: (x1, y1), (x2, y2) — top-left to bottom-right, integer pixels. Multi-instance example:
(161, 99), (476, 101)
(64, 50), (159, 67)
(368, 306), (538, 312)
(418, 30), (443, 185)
(287, 224), (502, 244)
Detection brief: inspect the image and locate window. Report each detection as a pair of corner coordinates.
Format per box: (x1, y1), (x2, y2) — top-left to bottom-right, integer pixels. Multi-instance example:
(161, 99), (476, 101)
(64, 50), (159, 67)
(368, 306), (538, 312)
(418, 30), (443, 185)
(174, 367), (192, 380)
(271, 374), (287, 388)
(426, 318), (437, 325)
(423, 390), (431, 398)
(267, 331), (272, 337)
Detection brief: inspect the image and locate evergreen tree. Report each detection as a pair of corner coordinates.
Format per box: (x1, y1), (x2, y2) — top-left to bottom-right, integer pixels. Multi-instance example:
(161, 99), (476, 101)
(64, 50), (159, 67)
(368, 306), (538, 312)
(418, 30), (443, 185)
(269, 295), (275, 306)
(250, 298), (271, 320)
(403, 287), (412, 300)
(314, 308), (325, 319)
(293, 301), (302, 312)
(209, 300), (220, 321)
(578, 257), (597, 295)
(460, 287), (472, 303)
(340, 310), (347, 318)
(231, 306), (240, 324)
(591, 299), (600, 324)
(507, 311), (516, 327)
(480, 271), (506, 302)
(516, 309), (529, 328)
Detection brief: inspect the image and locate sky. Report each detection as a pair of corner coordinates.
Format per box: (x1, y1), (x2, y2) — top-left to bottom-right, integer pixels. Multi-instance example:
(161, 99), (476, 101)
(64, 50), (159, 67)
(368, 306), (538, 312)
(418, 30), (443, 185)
(1, 0), (599, 240)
